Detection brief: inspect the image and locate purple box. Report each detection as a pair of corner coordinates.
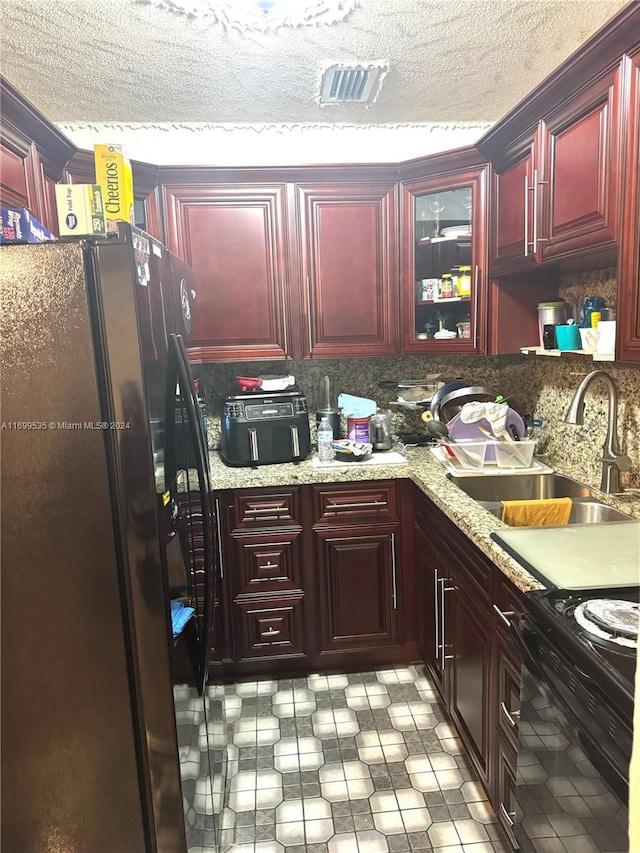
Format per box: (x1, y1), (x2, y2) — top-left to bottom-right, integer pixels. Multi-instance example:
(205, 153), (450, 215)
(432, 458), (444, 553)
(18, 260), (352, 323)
(1, 208), (54, 243)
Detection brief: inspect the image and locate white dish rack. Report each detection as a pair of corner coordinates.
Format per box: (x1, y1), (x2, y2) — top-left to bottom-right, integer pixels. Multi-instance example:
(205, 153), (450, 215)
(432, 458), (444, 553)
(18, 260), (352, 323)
(430, 445), (553, 477)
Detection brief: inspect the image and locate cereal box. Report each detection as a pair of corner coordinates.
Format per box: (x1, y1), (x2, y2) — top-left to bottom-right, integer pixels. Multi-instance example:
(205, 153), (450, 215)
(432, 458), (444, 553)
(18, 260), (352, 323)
(0, 208), (54, 243)
(55, 184), (107, 237)
(94, 144), (134, 232)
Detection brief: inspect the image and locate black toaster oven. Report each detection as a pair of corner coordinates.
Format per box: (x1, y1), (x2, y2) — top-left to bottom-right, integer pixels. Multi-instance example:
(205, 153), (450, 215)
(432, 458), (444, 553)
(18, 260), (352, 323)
(220, 390), (311, 467)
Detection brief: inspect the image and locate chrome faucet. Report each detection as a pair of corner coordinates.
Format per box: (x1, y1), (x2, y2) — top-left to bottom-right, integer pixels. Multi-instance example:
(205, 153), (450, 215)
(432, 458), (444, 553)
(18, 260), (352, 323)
(564, 370), (631, 494)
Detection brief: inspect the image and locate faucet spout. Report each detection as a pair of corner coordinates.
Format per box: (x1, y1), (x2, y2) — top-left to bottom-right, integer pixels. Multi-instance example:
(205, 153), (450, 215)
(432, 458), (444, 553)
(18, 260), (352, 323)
(564, 370), (630, 493)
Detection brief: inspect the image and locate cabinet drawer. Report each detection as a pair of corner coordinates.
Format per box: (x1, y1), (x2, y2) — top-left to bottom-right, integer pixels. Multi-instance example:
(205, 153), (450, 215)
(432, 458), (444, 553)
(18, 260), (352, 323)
(228, 488), (303, 530)
(312, 482), (398, 526)
(230, 530), (304, 596)
(494, 736), (518, 851)
(234, 597), (305, 660)
(495, 637), (521, 751)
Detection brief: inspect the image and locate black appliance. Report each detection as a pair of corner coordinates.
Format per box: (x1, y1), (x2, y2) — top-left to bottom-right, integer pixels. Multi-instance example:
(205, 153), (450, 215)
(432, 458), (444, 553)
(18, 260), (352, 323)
(221, 389), (311, 466)
(510, 586), (636, 853)
(0, 225), (226, 852)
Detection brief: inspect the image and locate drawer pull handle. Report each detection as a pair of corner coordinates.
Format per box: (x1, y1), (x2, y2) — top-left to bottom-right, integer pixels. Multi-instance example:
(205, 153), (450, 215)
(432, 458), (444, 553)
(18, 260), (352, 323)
(261, 628), (281, 638)
(325, 500), (387, 511)
(500, 701), (520, 728)
(499, 802), (515, 828)
(245, 506), (286, 514)
(260, 562), (278, 570)
(493, 604), (515, 629)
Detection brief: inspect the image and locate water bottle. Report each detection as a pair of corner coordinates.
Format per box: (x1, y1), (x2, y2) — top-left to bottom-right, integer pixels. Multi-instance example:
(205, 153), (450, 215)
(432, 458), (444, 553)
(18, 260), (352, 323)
(317, 417), (334, 462)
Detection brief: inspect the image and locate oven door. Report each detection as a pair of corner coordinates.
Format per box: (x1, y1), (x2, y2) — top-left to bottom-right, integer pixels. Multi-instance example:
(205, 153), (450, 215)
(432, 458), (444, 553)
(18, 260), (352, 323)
(512, 614), (629, 853)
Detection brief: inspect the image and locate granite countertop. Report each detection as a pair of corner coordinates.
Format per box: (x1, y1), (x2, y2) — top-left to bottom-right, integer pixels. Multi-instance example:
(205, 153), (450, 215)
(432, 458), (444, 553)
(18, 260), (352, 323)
(206, 446), (640, 596)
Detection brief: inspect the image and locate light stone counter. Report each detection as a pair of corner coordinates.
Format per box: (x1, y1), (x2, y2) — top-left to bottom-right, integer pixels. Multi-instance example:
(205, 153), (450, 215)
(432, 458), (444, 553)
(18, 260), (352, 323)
(206, 447), (639, 595)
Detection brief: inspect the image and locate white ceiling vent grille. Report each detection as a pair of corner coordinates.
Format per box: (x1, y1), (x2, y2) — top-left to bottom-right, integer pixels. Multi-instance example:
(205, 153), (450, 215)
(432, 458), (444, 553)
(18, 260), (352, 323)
(320, 65), (383, 104)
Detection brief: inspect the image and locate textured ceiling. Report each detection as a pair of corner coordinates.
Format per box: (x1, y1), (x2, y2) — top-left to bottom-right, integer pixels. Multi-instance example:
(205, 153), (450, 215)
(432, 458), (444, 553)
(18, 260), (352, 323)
(0, 0), (629, 126)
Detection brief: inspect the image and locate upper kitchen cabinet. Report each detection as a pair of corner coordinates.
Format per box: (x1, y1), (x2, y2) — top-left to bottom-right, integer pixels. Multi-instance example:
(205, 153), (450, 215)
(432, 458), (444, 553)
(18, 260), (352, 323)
(163, 184), (293, 362)
(487, 66), (622, 275)
(400, 153), (489, 354)
(0, 77), (76, 235)
(296, 182), (398, 358)
(618, 50), (640, 365)
(479, 3), (639, 277)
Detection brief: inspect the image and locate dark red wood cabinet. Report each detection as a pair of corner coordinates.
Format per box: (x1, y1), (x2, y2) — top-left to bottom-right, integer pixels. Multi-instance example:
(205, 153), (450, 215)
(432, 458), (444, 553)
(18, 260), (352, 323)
(314, 527), (399, 652)
(414, 486), (524, 845)
(214, 480), (412, 677)
(491, 137), (538, 274)
(490, 64), (622, 276)
(415, 493), (493, 789)
(400, 158), (490, 355)
(162, 177), (398, 361)
(163, 184), (292, 362)
(618, 50), (640, 364)
(0, 79), (75, 235)
(297, 182), (398, 358)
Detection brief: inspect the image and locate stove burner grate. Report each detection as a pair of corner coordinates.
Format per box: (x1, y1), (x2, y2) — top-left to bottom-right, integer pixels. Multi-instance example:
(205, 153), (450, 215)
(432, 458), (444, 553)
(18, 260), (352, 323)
(574, 599), (639, 647)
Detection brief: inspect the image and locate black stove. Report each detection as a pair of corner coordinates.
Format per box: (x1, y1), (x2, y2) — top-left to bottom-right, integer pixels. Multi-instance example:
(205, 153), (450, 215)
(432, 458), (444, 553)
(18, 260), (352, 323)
(523, 586), (638, 723)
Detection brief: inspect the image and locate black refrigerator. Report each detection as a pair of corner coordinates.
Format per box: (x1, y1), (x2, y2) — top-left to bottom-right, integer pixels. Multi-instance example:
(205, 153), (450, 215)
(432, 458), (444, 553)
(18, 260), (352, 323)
(0, 224), (225, 852)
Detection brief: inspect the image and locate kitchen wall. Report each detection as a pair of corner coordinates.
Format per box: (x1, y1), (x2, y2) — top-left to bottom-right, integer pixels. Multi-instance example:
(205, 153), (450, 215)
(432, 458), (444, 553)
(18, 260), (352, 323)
(200, 271), (639, 492)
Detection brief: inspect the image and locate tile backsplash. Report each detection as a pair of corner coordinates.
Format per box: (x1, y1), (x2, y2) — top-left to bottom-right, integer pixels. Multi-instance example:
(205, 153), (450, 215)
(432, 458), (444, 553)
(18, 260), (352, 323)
(199, 353), (639, 491)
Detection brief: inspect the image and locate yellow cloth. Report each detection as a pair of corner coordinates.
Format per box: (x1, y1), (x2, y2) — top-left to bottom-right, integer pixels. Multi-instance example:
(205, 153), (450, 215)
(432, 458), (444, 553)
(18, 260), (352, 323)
(501, 497), (572, 527)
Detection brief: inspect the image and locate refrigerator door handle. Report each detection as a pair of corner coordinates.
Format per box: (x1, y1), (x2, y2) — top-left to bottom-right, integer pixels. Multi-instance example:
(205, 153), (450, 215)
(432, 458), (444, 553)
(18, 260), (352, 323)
(169, 334), (214, 694)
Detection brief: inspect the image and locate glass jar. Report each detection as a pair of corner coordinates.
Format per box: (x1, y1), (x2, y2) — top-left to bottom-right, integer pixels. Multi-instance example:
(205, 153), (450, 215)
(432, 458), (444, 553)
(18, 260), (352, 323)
(458, 266), (472, 297)
(440, 273), (453, 299)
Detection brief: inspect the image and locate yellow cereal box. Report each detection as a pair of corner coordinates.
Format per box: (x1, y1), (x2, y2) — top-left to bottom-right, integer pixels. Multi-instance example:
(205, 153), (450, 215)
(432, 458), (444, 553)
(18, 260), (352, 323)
(94, 144), (134, 232)
(55, 184), (107, 236)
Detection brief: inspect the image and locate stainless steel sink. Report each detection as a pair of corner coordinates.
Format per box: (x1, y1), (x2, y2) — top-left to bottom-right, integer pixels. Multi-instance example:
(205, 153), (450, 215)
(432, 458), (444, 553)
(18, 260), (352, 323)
(448, 472), (593, 502)
(447, 472), (633, 525)
(479, 498), (632, 525)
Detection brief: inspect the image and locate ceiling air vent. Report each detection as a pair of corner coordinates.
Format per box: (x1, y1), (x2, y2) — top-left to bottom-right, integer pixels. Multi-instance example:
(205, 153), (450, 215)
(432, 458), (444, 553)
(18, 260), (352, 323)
(320, 65), (383, 104)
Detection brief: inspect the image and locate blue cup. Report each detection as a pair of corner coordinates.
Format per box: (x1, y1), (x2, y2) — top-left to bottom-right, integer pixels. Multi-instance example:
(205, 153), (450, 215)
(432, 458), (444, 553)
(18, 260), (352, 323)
(555, 324), (581, 350)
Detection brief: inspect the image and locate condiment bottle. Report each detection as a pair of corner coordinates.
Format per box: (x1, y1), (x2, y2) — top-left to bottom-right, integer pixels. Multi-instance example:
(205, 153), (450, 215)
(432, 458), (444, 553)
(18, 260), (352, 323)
(440, 273), (453, 299)
(458, 266), (472, 297)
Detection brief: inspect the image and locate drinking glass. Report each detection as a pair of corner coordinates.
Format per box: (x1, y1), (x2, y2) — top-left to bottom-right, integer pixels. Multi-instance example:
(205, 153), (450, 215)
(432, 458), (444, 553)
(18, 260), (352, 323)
(428, 198), (445, 237)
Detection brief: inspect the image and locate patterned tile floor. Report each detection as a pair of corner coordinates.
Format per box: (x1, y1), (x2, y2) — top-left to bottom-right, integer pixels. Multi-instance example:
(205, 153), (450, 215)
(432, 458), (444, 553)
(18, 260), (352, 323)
(210, 664), (509, 853)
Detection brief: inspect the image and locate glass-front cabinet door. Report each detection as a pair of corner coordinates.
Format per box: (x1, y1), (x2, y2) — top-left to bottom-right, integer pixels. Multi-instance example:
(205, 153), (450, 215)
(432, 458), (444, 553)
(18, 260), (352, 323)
(401, 165), (489, 354)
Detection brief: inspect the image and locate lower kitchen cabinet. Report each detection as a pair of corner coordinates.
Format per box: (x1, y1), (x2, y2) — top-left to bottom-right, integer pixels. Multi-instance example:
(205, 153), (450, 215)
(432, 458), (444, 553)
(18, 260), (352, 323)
(447, 575), (492, 786)
(414, 486), (524, 849)
(213, 479), (413, 676)
(314, 526), (399, 655)
(417, 494), (493, 788)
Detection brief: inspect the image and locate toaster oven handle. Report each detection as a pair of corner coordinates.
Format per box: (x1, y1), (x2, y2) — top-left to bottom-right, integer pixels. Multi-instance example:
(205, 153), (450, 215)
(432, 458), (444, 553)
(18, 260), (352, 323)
(290, 425), (300, 458)
(248, 427), (259, 462)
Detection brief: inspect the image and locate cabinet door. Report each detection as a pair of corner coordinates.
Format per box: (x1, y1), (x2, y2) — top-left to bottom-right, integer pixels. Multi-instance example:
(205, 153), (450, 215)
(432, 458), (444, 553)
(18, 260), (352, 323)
(491, 138), (538, 274)
(447, 579), (492, 787)
(401, 165), (489, 354)
(297, 182), (398, 358)
(540, 65), (621, 261)
(164, 185), (292, 361)
(314, 526), (399, 653)
(415, 524), (445, 694)
(618, 51), (640, 364)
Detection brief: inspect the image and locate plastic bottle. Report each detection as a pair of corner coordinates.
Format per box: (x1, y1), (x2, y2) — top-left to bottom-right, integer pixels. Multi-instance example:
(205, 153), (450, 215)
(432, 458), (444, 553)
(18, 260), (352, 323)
(317, 417), (334, 462)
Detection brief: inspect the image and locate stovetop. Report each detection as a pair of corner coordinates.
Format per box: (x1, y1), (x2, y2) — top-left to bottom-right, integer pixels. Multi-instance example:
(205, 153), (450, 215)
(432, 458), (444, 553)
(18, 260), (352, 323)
(524, 586), (638, 720)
